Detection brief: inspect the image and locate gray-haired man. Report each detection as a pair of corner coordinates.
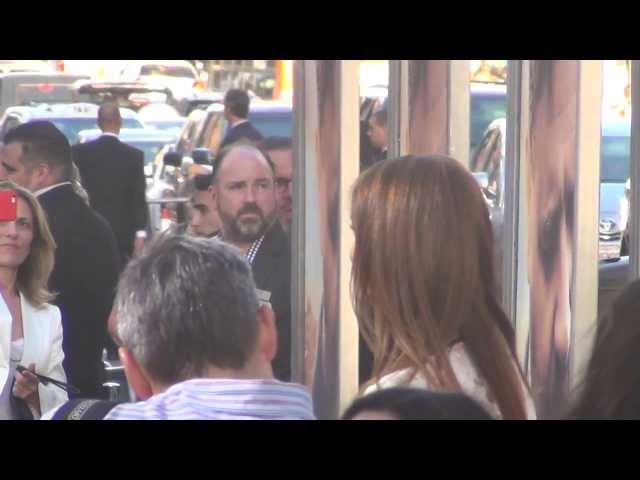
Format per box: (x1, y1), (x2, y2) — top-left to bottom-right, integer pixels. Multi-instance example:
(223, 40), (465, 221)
(44, 235), (314, 420)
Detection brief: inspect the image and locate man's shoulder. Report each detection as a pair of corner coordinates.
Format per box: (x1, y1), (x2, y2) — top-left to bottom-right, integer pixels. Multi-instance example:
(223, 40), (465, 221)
(104, 378), (314, 420)
(259, 222), (290, 259)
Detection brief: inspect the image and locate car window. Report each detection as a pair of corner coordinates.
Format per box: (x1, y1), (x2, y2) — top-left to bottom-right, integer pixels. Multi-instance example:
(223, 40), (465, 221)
(201, 113), (225, 153)
(250, 112), (293, 138)
(48, 117), (143, 145)
(470, 94), (507, 151)
(601, 135), (630, 183)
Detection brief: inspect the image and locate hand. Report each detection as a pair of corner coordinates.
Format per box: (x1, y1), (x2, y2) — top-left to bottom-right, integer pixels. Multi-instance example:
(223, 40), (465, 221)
(13, 363), (40, 413)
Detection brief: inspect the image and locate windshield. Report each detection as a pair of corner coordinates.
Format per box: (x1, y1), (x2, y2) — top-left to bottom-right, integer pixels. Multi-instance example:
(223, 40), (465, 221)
(146, 119), (186, 131)
(600, 135), (630, 183)
(250, 112), (292, 138)
(49, 117), (144, 145)
(470, 94), (507, 151)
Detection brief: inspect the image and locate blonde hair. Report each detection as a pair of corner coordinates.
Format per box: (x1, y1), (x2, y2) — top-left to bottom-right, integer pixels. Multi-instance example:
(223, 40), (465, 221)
(0, 181), (56, 307)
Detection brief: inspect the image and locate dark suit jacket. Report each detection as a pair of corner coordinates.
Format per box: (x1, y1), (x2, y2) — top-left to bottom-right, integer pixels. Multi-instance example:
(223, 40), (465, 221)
(72, 135), (148, 262)
(251, 222), (291, 381)
(39, 184), (121, 398)
(219, 121), (264, 149)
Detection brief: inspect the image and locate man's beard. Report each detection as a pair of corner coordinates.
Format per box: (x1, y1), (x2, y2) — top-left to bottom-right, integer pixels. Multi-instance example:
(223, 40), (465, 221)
(220, 202), (276, 243)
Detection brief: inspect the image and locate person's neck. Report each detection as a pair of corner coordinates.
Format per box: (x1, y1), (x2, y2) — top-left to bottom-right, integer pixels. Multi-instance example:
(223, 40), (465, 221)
(101, 127), (120, 135)
(150, 360), (274, 395)
(0, 268), (18, 297)
(220, 229), (253, 254)
(230, 117), (248, 128)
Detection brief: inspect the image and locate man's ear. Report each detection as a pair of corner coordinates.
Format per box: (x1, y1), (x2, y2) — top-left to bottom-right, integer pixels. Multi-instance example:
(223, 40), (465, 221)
(31, 163), (50, 189)
(256, 304), (278, 364)
(119, 347), (154, 400)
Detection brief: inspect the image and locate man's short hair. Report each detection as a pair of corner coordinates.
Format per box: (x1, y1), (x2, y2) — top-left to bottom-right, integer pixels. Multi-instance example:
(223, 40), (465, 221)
(4, 121), (72, 177)
(116, 235), (260, 385)
(181, 173), (213, 198)
(258, 136), (292, 153)
(98, 101), (122, 125)
(224, 89), (250, 119)
(212, 144), (275, 182)
(371, 108), (388, 128)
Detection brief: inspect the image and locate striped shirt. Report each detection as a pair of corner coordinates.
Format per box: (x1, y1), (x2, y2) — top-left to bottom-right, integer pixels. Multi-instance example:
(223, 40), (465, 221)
(103, 378), (315, 420)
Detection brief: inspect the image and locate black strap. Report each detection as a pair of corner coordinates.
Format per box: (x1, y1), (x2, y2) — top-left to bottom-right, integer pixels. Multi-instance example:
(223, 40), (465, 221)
(51, 399), (121, 420)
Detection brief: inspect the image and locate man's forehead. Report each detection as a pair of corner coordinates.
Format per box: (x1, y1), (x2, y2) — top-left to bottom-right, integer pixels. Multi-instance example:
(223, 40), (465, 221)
(218, 148), (272, 178)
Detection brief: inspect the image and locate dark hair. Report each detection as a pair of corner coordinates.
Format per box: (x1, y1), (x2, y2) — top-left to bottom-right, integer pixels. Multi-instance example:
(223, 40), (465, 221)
(212, 144), (275, 181)
(4, 121), (72, 180)
(224, 89), (250, 118)
(342, 388), (493, 420)
(194, 173), (213, 191)
(258, 136), (292, 153)
(371, 108), (387, 128)
(351, 155), (529, 420)
(97, 101), (122, 126)
(569, 279), (640, 419)
(116, 234), (260, 385)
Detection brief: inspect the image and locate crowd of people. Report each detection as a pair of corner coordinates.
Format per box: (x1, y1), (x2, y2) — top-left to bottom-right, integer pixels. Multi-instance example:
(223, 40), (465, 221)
(0, 87), (636, 420)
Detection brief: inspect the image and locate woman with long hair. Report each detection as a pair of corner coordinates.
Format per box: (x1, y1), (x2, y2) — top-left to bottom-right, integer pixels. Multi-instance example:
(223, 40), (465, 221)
(569, 278), (640, 419)
(0, 181), (67, 419)
(350, 155), (535, 420)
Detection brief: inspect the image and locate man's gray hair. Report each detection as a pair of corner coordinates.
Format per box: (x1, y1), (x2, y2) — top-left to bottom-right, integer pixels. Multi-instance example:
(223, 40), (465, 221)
(116, 234), (260, 384)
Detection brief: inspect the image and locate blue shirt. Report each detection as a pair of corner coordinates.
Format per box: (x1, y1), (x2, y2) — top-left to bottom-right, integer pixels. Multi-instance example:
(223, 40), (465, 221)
(103, 378), (315, 420)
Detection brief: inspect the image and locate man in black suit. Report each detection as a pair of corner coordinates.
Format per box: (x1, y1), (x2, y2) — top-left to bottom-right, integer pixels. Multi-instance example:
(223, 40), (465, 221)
(219, 89), (264, 150)
(0, 121), (120, 399)
(211, 144), (291, 381)
(72, 102), (149, 264)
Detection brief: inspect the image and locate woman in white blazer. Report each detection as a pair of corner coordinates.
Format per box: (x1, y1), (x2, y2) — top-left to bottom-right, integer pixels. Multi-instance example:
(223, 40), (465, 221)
(0, 181), (67, 419)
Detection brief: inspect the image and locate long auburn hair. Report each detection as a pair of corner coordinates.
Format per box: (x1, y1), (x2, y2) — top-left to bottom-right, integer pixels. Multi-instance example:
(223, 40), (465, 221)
(0, 181), (56, 307)
(351, 155), (528, 419)
(569, 279), (640, 419)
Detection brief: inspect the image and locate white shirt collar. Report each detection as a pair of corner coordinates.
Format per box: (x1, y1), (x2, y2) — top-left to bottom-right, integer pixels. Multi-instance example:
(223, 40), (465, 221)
(230, 119), (249, 128)
(100, 132), (119, 139)
(35, 182), (72, 197)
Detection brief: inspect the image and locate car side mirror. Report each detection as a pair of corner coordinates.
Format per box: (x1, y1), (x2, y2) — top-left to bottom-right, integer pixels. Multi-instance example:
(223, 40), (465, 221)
(163, 152), (183, 167)
(192, 148), (212, 165)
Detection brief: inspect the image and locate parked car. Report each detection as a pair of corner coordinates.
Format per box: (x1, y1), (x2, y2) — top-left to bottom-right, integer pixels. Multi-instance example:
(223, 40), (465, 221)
(136, 103), (187, 137)
(73, 80), (172, 112)
(77, 127), (178, 177)
(0, 103), (145, 145)
(0, 60), (54, 74)
(471, 115), (631, 262)
(0, 72), (90, 116)
(175, 90), (224, 117)
(174, 101), (293, 159)
(120, 61), (204, 107)
(599, 116), (630, 259)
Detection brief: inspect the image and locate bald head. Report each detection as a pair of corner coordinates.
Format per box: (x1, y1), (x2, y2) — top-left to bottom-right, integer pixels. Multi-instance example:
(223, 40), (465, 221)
(98, 102), (122, 134)
(213, 145), (275, 183)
